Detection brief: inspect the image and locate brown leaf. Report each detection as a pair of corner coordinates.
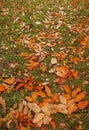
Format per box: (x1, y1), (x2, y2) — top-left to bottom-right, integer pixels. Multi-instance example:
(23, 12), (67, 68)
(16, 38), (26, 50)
(72, 85), (81, 97)
(77, 101), (88, 109)
(74, 92), (86, 102)
(28, 103), (41, 113)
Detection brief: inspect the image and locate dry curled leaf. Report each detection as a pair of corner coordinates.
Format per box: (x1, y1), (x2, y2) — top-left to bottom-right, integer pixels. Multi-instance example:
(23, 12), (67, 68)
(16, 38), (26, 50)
(72, 86), (81, 97)
(77, 101), (88, 110)
(74, 92), (86, 102)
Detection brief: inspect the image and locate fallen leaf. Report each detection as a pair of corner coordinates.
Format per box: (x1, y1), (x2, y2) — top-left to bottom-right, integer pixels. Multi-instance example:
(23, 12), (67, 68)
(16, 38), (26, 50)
(55, 66), (69, 78)
(41, 65), (46, 72)
(50, 121), (56, 130)
(32, 92), (38, 100)
(37, 91), (46, 98)
(0, 84), (6, 92)
(25, 96), (33, 102)
(72, 85), (81, 97)
(63, 85), (70, 94)
(77, 101), (88, 109)
(16, 83), (24, 90)
(45, 86), (52, 97)
(59, 95), (67, 104)
(74, 92), (86, 102)
(23, 104), (28, 115)
(4, 77), (15, 85)
(28, 103), (41, 113)
(51, 58), (58, 65)
(52, 94), (59, 102)
(67, 103), (77, 115)
(33, 113), (44, 124)
(71, 70), (79, 79)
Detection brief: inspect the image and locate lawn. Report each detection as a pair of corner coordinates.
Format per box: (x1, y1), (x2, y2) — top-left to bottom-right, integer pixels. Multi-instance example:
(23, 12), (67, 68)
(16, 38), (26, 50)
(0, 0), (89, 130)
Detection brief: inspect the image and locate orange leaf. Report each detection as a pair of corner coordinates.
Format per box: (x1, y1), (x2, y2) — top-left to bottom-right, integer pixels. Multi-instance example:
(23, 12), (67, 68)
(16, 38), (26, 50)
(41, 65), (46, 72)
(21, 52), (29, 58)
(62, 94), (71, 100)
(0, 84), (6, 92)
(63, 85), (70, 94)
(77, 101), (88, 110)
(71, 70), (79, 79)
(72, 85), (81, 97)
(50, 121), (56, 130)
(4, 77), (14, 84)
(32, 92), (38, 100)
(45, 86), (52, 97)
(55, 65), (69, 78)
(52, 94), (59, 102)
(25, 96), (33, 102)
(37, 91), (46, 98)
(74, 92), (86, 102)
(67, 103), (77, 115)
(24, 84), (33, 91)
(16, 83), (24, 90)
